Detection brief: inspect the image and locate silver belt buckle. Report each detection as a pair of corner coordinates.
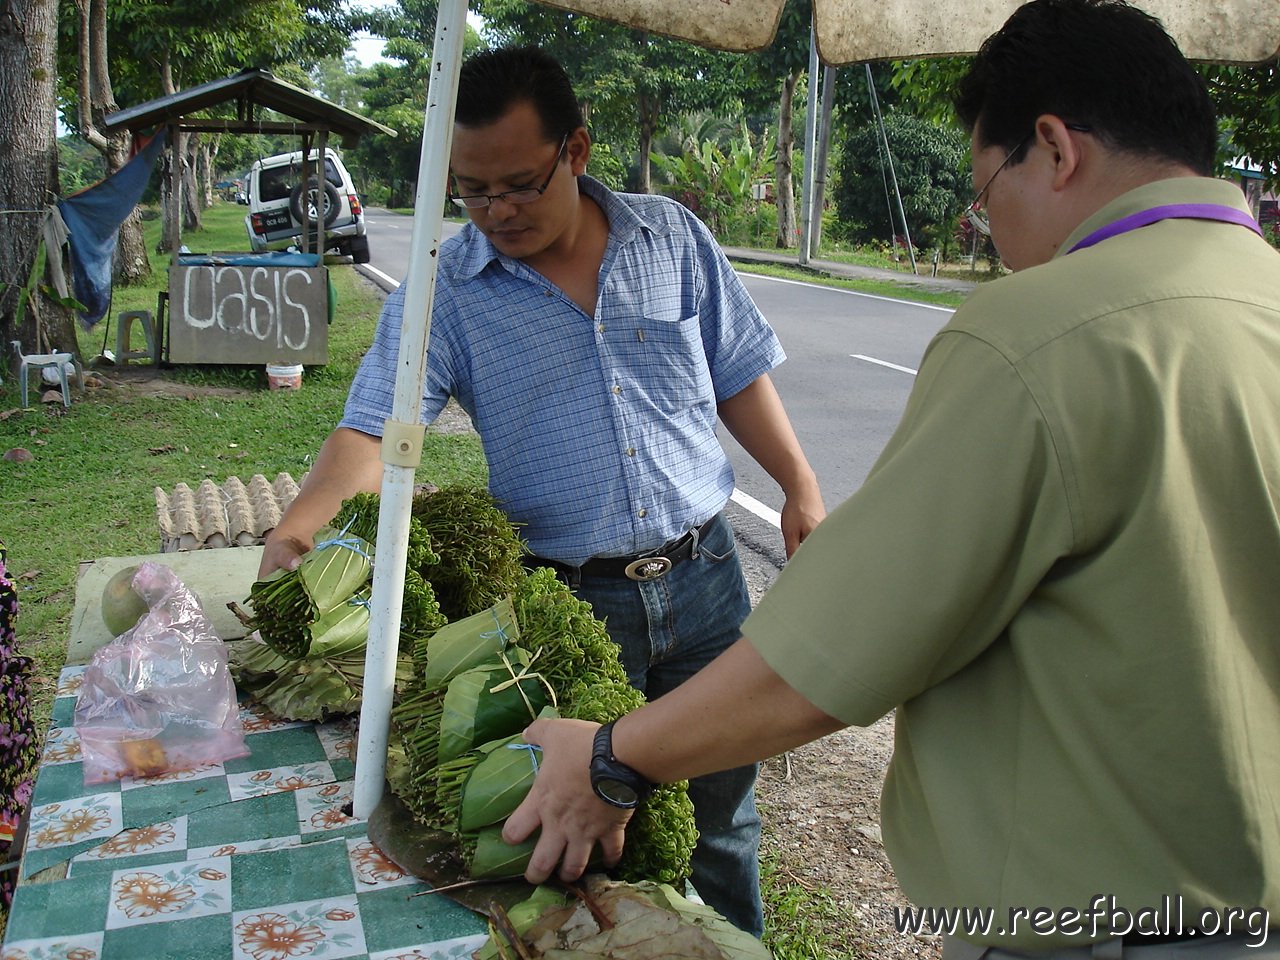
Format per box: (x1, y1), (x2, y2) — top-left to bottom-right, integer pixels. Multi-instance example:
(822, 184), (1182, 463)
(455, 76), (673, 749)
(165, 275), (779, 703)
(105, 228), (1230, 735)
(625, 556), (672, 581)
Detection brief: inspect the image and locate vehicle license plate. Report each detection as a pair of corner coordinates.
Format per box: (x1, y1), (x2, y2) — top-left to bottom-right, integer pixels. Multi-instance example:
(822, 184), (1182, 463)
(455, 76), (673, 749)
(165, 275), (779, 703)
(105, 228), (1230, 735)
(262, 209), (292, 231)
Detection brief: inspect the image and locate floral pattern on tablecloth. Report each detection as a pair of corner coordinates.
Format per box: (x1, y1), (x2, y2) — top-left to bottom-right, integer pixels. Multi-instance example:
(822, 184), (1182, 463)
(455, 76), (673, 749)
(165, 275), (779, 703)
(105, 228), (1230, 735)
(26, 794), (122, 852)
(105, 857), (231, 929)
(226, 762), (335, 801)
(231, 895), (364, 960)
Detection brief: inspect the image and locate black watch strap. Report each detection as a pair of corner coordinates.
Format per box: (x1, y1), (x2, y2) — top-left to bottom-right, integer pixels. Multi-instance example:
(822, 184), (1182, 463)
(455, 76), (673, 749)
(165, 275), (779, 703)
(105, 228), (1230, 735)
(590, 720), (653, 808)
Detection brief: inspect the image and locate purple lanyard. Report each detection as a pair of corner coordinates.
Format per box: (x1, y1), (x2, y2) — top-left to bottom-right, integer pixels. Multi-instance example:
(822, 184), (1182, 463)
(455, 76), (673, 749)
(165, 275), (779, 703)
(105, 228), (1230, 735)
(1066, 203), (1264, 255)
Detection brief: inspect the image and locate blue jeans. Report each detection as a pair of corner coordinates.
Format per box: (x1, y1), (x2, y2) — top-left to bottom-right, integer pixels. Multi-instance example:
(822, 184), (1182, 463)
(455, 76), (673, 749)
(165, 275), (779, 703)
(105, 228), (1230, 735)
(572, 511), (764, 936)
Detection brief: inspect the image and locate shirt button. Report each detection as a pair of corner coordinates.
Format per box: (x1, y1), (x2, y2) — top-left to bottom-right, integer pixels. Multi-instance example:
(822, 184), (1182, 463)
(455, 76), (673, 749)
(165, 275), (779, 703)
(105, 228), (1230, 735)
(638, 508), (648, 518)
(544, 290), (553, 297)
(626, 447), (635, 457)
(597, 323), (605, 333)
(611, 385), (622, 395)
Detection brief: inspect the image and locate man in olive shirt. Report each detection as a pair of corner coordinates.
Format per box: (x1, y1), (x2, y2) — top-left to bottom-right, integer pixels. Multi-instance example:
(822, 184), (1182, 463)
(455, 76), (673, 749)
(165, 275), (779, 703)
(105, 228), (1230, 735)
(505, 1), (1280, 956)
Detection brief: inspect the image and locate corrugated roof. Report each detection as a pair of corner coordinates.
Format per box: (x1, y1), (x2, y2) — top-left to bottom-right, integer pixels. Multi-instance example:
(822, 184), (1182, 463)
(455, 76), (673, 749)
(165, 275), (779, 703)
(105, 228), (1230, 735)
(102, 68), (395, 147)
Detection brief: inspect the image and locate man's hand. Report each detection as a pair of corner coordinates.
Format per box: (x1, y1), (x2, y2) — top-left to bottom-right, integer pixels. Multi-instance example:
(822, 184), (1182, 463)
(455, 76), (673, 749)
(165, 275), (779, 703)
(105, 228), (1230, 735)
(503, 717), (633, 884)
(780, 488), (825, 559)
(257, 531), (313, 579)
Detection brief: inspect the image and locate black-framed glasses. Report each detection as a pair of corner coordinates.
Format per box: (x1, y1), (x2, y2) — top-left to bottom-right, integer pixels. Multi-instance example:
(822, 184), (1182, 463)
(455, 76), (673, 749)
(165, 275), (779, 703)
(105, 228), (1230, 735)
(450, 135), (569, 210)
(966, 123), (1092, 236)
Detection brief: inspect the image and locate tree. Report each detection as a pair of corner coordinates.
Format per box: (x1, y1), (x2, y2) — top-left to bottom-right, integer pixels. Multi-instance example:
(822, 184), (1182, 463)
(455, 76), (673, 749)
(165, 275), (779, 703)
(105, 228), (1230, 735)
(473, 0), (733, 193)
(67, 0), (151, 284)
(651, 121), (775, 237)
(732, 0), (813, 248)
(833, 110), (969, 255)
(1202, 60), (1280, 189)
(1, 0), (78, 362)
(58, 0), (355, 255)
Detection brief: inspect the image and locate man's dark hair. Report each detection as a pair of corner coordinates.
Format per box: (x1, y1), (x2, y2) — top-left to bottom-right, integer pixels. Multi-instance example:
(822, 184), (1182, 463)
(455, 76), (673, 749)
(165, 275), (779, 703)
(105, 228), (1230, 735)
(456, 46), (584, 142)
(954, 0), (1216, 175)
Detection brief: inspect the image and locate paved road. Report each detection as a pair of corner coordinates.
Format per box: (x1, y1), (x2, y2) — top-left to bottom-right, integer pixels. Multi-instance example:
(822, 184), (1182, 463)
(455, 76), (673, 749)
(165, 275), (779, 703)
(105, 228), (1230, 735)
(356, 206), (957, 573)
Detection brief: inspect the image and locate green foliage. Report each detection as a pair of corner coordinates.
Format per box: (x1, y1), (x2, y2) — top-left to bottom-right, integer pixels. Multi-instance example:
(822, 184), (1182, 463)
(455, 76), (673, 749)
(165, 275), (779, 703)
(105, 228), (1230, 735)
(651, 122), (775, 236)
(585, 142), (627, 192)
(1202, 60), (1280, 190)
(833, 110), (969, 254)
(58, 137), (107, 194)
(887, 58), (971, 129)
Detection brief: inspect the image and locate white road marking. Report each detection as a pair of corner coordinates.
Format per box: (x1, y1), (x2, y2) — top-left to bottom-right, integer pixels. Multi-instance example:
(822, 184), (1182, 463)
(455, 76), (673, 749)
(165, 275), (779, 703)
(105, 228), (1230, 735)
(852, 354), (917, 376)
(731, 488), (782, 529)
(737, 271), (957, 313)
(361, 264), (400, 288)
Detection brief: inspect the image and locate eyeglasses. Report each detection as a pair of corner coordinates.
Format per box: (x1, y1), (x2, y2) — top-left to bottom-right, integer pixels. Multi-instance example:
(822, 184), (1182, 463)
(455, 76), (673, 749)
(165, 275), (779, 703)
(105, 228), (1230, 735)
(966, 123), (1092, 236)
(450, 135), (569, 210)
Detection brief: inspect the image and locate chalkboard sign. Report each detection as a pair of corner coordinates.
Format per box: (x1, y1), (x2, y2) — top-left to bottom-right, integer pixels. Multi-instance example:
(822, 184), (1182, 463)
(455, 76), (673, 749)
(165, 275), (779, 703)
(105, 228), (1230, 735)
(167, 259), (330, 364)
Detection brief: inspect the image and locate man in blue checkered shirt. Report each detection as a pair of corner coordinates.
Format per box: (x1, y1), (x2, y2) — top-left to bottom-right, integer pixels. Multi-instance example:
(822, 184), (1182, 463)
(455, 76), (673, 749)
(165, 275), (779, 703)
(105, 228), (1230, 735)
(260, 46), (826, 935)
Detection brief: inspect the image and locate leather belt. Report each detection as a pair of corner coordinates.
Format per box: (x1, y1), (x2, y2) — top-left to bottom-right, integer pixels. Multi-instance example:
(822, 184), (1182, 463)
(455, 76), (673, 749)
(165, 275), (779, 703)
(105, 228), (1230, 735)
(529, 517), (713, 582)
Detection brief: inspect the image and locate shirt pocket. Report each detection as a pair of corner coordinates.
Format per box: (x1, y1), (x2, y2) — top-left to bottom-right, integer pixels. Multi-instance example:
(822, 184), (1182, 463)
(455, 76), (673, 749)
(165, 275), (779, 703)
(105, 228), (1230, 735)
(615, 313), (714, 419)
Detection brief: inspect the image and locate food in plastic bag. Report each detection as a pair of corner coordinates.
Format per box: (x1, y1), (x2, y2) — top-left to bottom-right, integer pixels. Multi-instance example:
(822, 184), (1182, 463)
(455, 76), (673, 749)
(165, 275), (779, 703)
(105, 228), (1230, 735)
(74, 562), (249, 783)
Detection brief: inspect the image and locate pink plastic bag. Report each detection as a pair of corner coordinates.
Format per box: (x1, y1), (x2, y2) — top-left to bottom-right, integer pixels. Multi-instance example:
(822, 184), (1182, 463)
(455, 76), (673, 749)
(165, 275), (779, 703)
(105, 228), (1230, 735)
(74, 562), (248, 783)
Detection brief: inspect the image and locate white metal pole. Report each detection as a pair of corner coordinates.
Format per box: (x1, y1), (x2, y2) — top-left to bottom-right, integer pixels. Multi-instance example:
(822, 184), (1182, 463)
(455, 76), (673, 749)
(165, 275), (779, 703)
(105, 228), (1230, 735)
(352, 0), (468, 821)
(798, 19), (819, 266)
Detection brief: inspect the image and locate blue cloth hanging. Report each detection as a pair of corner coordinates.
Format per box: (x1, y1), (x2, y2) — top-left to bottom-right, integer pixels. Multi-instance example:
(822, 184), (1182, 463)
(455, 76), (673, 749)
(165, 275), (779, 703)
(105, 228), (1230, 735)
(56, 129), (167, 328)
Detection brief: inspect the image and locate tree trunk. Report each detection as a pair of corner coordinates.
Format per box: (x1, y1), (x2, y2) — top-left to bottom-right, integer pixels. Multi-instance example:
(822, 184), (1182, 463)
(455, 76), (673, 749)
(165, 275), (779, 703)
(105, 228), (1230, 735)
(77, 0), (150, 284)
(200, 138), (214, 209)
(774, 71), (799, 249)
(0, 0), (77, 361)
(182, 133), (202, 232)
(636, 93), (656, 194)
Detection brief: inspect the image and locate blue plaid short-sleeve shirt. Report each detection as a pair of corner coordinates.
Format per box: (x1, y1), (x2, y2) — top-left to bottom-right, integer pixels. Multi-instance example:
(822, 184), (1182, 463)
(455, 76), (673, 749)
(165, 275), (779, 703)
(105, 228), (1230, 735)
(342, 176), (784, 564)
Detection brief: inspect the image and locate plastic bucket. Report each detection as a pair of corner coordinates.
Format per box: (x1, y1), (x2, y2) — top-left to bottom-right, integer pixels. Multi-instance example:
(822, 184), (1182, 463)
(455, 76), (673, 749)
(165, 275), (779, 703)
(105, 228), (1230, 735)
(265, 363), (303, 390)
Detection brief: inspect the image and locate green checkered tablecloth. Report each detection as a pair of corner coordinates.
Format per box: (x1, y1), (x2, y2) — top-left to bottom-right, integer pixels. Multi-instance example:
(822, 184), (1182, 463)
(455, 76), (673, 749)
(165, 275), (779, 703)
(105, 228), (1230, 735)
(2, 666), (488, 960)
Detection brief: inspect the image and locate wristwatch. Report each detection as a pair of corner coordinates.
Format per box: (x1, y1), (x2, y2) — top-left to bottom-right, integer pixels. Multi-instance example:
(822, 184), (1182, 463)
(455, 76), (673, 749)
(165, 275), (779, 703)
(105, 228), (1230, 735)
(590, 721), (653, 809)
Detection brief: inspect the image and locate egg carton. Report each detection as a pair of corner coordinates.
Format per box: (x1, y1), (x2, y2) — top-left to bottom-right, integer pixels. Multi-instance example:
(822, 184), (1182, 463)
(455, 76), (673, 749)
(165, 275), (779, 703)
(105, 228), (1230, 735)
(155, 473), (305, 551)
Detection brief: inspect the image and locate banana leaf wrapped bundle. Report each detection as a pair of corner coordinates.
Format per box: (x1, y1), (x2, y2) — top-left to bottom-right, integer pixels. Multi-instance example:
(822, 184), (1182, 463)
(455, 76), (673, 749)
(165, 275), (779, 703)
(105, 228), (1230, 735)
(475, 875), (774, 960)
(392, 599), (532, 819)
(247, 524), (373, 659)
(393, 571), (696, 886)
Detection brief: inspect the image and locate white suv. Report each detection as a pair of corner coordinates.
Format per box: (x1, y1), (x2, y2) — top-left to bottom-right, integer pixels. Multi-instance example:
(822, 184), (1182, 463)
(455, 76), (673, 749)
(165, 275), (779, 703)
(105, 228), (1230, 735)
(245, 148), (370, 263)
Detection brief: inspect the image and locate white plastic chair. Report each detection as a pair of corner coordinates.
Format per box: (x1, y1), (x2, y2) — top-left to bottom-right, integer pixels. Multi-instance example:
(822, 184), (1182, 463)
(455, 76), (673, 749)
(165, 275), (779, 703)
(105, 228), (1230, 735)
(11, 340), (79, 408)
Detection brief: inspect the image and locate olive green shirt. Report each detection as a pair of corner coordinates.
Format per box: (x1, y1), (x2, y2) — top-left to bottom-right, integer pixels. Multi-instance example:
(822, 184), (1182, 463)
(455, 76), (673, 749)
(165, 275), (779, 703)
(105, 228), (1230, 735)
(745, 177), (1280, 948)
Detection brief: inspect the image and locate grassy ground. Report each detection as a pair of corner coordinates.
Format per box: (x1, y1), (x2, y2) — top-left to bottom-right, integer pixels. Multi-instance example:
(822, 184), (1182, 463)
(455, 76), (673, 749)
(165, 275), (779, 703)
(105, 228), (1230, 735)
(1, 201), (957, 956)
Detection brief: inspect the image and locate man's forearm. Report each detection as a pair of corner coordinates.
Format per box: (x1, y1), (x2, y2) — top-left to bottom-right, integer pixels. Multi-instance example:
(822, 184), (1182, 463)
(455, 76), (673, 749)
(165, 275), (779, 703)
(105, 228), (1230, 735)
(718, 375), (825, 556)
(718, 376), (821, 501)
(607, 637), (843, 783)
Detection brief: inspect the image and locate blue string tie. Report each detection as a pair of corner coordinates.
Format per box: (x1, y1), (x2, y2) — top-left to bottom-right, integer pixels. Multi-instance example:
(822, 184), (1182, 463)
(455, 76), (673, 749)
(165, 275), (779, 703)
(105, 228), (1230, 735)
(314, 517), (372, 562)
(506, 741), (542, 776)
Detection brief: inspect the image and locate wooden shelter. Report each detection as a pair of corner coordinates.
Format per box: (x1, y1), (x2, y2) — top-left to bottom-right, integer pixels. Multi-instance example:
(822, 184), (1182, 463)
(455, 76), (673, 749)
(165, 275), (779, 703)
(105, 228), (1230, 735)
(101, 69), (395, 365)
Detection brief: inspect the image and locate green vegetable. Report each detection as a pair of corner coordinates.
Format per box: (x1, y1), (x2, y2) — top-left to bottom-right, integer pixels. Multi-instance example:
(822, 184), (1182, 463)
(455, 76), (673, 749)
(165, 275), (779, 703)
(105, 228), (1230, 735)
(412, 485), (528, 620)
(248, 525), (373, 659)
(438, 651), (550, 764)
(457, 735), (544, 832)
(334, 491), (438, 573)
(421, 597), (519, 690)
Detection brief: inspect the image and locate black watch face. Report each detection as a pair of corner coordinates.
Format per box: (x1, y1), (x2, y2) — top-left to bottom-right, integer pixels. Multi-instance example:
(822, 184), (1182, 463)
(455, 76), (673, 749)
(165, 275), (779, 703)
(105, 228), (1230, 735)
(595, 776), (640, 808)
